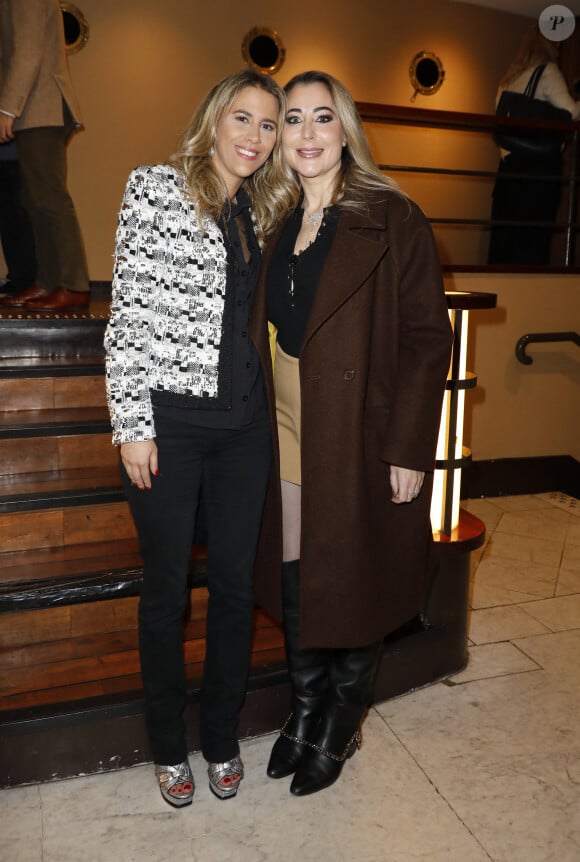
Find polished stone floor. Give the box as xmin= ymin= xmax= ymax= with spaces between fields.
xmin=1 ymin=492 xmax=578 ymax=862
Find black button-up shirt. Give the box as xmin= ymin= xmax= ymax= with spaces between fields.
xmin=154 ymin=191 xmax=267 ymax=429
xmin=267 ymin=206 xmax=339 ymax=357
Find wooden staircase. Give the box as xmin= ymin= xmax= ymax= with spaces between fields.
xmin=0 ymin=290 xmax=480 ymax=788
xmin=0 ymin=295 xmax=288 ymax=786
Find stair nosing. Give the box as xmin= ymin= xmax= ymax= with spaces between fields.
xmin=0 ymin=416 xmax=111 ymax=439
xmin=0 ymin=364 xmax=105 ymax=380
xmin=0 ymin=559 xmax=208 ymax=613
xmin=0 ymin=486 xmax=125 ymax=514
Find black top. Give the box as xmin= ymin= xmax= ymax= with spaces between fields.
xmin=267 ymin=207 xmax=339 ymax=357
xmin=152 ymin=190 xmax=267 ymax=429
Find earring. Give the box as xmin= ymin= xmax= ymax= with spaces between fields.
xmin=209 ymin=145 xmax=215 ymax=157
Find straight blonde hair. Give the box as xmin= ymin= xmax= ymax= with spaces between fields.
xmin=169 ymin=69 xmax=289 ymax=245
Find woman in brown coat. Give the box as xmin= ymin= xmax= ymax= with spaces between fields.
xmin=249 ymin=71 xmax=453 ymax=796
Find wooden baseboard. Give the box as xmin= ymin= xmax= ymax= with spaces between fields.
xmin=462 ymin=455 xmax=579 ymax=499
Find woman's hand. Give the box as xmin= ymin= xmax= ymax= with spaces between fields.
xmin=120 ymin=440 xmax=158 ymax=490
xmin=390 ymin=465 xmax=425 ymax=505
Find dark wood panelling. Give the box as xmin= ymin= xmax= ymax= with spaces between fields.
xmin=0 ymin=509 xmax=64 ymax=553
xmin=58 ymin=434 xmax=118 ymax=469
xmin=54 ymin=376 xmax=107 ymax=409
xmin=0 ymin=434 xmax=117 ymax=475
xmin=0 ymin=437 xmax=60 ymax=475
xmin=0 ymin=605 xmax=71 ymax=648
xmin=63 ymin=502 xmax=137 ymax=545
xmin=0 ymin=378 xmax=55 ymax=411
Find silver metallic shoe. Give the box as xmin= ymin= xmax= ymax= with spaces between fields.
xmin=207 ymin=756 xmax=244 ymax=800
xmin=154 ymin=760 xmax=195 ymax=808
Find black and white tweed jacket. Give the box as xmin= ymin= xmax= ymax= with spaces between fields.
xmin=104 ymin=164 xmax=232 ymax=445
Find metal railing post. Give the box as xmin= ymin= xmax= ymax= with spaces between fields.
xmin=565 ymin=129 xmax=579 ymax=267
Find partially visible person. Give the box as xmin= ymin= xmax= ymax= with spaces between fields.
xmin=488 ymin=25 xmax=580 ymax=265
xmin=250 ymin=70 xmax=453 ymax=797
xmin=0 ymin=0 xmax=90 ymax=311
xmin=105 ymin=69 xmax=287 ymax=808
xmin=0 ymin=139 xmax=37 ymax=296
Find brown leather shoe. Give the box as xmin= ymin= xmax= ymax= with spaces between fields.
xmin=0 ymin=283 xmax=49 ymax=307
xmin=26 ymin=287 xmax=90 ymax=311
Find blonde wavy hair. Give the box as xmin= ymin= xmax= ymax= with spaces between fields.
xmin=169 ymin=69 xmax=288 ymax=245
xmin=500 ymin=26 xmax=560 ymax=89
xmin=280 ymin=70 xmax=404 ymax=215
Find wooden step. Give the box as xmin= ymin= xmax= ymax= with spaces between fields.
xmin=0 ymin=466 xmax=123 ymax=513
xmin=0 ymin=374 xmax=106 ymax=411
xmin=0 ymin=433 xmax=118 ymax=475
xmin=0 ymin=356 xmax=105 ymax=380
xmin=0 ymin=500 xmax=137 ymax=554
xmin=0 ymin=540 xmax=473 ymax=787
xmin=0 ymin=406 xmax=111 ymax=438
xmin=0 ymin=646 xmax=288 ymax=714
xmin=0 ymin=604 xmax=283 ymax=704
xmin=0 ymin=537 xmax=207 ymax=614
xmin=0 ymin=537 xmax=142 ymax=587
xmin=0 ymin=317 xmax=107 ymax=359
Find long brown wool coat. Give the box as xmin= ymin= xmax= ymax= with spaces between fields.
xmin=249 ymin=190 xmax=453 ymax=649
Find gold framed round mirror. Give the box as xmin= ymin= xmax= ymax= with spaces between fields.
xmin=242 ymin=26 xmax=285 ymax=76
xmin=60 ymin=2 xmax=89 ymax=55
xmin=409 ymin=51 xmax=445 ymax=101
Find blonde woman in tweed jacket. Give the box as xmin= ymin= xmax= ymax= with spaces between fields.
xmin=104 ymin=70 xmax=288 ymax=808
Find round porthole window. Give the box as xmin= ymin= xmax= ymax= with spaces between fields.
xmin=409 ymin=51 xmax=445 ymax=101
xmin=60 ymin=2 xmax=89 ymax=54
xmin=242 ymin=26 xmax=285 ymax=76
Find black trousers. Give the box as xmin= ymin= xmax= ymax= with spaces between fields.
xmin=488 ymin=151 xmax=562 ymax=265
xmin=122 ymin=412 xmax=271 ymax=765
xmin=0 ymin=159 xmax=37 ymax=289
xmin=15 ymin=110 xmax=89 ymax=294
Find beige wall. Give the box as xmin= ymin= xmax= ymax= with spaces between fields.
xmin=365 ymin=123 xmax=500 ymax=265
xmin=9 ymin=2 xmax=579 ymax=467
xmin=57 ymin=0 xmax=529 ymax=278
xmin=445 ymin=273 xmax=580 ymax=462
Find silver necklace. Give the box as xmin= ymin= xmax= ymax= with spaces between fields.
xmin=301 ymin=208 xmax=325 ymax=249
xmin=290 ymin=209 xmax=328 ymax=305
xmin=304 ymin=208 xmax=323 ymax=226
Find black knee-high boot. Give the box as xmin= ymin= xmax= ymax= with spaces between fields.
xmin=289 ymin=641 xmax=383 ymax=796
xmin=267 ymin=560 xmax=330 ymax=778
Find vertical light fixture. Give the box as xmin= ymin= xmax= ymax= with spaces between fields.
xmin=431 ymin=291 xmax=496 ymax=537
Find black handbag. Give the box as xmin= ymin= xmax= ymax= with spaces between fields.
xmin=495 ymin=65 xmax=571 ymax=157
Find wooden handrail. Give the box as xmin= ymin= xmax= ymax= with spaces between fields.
xmin=355 ymin=101 xmax=580 ymax=269
xmin=356 ymin=101 xmax=580 ymax=135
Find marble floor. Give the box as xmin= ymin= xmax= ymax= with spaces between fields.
xmin=1 ymin=492 xmax=579 ymax=862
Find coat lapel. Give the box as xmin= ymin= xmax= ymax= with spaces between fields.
xmin=302 ymin=197 xmax=390 ymax=351
xmin=249 ymin=222 xmax=285 ymax=367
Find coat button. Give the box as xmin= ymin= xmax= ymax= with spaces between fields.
xmin=344 ymin=369 xmax=356 ymax=381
